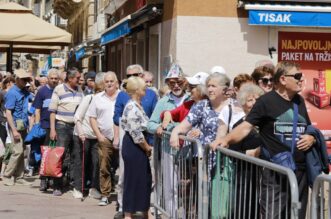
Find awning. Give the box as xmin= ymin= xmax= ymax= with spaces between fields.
xmin=74 ymin=38 xmax=102 ymax=61
xmin=100 ymin=16 xmax=131 ymax=46
xmin=245 ymin=3 xmax=331 ymax=27
xmin=0 ymin=2 xmax=71 ymax=47
xmin=100 ymin=4 xmax=162 ymax=46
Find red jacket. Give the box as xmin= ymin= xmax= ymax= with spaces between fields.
xmin=160 ymin=100 xmax=195 ymax=122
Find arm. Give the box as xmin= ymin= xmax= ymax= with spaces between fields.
xmin=113 ymin=124 xmax=119 ymax=148
xmin=6 ymin=109 xmax=20 ymax=141
xmin=90 ymin=116 xmax=106 ymax=143
xmin=170 ymin=119 xmax=193 ymax=148
xmin=210 ymin=121 xmax=254 ymax=150
xmin=35 ymin=109 xmax=41 ymax=124
xmin=74 ymin=96 xmax=92 ymax=142
xmin=161 ymin=111 xmax=173 ymax=130
xmin=49 ymin=112 xmax=57 ymax=140
xmin=147 ymin=100 xmax=165 ymax=134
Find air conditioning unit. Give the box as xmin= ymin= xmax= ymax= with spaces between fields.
xmin=97 ymin=13 xmax=106 ymax=33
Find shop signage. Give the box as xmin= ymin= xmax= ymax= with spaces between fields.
xmin=101 ymin=20 xmax=131 ymax=45
xmin=249 ymin=10 xmax=331 ymax=27
xmin=75 ymin=47 xmax=85 ymax=61
xmin=51 ymin=58 xmax=65 ymax=67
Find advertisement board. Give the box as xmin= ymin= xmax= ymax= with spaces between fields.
xmin=278 ymin=31 xmax=331 ymax=139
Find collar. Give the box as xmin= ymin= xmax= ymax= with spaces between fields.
xmin=167 ymin=92 xmax=190 ymax=102
xmin=64 ymin=83 xmax=80 ymax=93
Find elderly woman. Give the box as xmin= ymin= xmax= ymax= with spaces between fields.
xmin=121 ymin=77 xmax=152 ymax=219
xmin=170 ymin=73 xmax=232 ymax=148
xmin=251 ymin=65 xmax=274 ymax=93
xmin=160 ymin=72 xmax=209 ymax=129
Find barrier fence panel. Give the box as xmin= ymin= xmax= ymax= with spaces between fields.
xmin=153 ymin=132 xmax=208 ymax=219
xmin=311 ymin=175 xmax=331 ymax=219
xmin=207 ymin=147 xmax=301 ymax=219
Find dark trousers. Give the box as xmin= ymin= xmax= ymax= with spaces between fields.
xmin=260 ymin=168 xmax=308 ymax=219
xmin=72 ymin=135 xmax=99 ymax=192
xmin=0 ymin=123 xmax=7 ymax=145
xmin=53 ymin=122 xmax=74 ymax=190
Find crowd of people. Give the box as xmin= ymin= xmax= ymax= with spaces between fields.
xmin=0 ymin=60 xmax=323 ymax=219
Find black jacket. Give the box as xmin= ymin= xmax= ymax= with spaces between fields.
xmin=305 ymin=125 xmax=330 ymax=187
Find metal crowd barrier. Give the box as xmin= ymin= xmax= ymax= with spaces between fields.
xmin=152 ymin=132 xmax=301 ymax=219
xmin=153 ymin=132 xmax=207 ymax=219
xmin=208 ymin=147 xmax=301 ymax=219
xmin=311 ymin=175 xmax=331 ymax=219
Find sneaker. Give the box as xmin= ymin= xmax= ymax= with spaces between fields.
xmin=3 ymin=176 xmax=15 ymax=186
xmin=72 ymin=188 xmax=83 ymax=199
xmin=53 ymin=189 xmax=62 ymax=196
xmin=39 ymin=179 xmax=48 ymax=192
xmin=89 ymin=188 xmax=101 ymax=200
xmin=113 ymin=211 xmax=124 ymax=219
xmin=98 ymin=196 xmax=109 ymax=206
xmin=15 ymin=178 xmax=32 ymax=186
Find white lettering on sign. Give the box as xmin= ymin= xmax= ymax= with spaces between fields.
xmin=258 ymin=13 xmax=292 ymax=23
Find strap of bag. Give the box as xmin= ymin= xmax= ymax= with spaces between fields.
xmin=227 ymin=104 xmax=232 ymax=134
xmin=291 ymin=103 xmax=299 ymax=154
xmin=49 ymin=140 xmax=57 ymax=148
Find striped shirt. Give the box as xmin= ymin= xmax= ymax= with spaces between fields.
xmin=48 ymin=83 xmax=83 ymax=124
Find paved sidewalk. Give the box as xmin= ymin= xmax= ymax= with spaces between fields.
xmin=0 ymin=176 xmax=117 ymax=219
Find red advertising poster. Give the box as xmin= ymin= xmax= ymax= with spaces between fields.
xmin=278 ymin=31 xmax=331 ymax=144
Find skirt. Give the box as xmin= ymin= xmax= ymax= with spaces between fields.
xmin=122 ymin=132 xmax=152 ymax=213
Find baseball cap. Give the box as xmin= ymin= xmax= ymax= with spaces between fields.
xmin=14 ymin=69 xmax=32 ymax=79
xmin=165 ymin=63 xmax=184 ymax=80
xmin=186 ymin=72 xmax=209 ymax=85
xmin=210 ymin=66 xmax=226 ymax=74
xmin=85 ymin=71 xmax=96 ymax=80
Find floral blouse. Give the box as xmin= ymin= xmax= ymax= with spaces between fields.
xmin=187 ymin=99 xmax=221 ymax=146
xmin=121 ymin=100 xmax=149 ymax=144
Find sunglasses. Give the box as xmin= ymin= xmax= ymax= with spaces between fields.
xmin=127 ymin=73 xmax=141 ymax=78
xmin=284 ymin=72 xmax=303 ymax=81
xmin=168 ymin=80 xmax=184 ymax=87
xmin=260 ymin=77 xmax=273 ymax=85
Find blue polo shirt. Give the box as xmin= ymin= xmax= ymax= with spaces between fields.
xmin=113 ymin=88 xmax=158 ymax=126
xmin=5 ymin=85 xmax=31 ymax=129
xmin=32 ymin=85 xmax=54 ymax=129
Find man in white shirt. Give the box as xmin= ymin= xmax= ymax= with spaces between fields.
xmin=87 ymin=71 xmax=119 ymax=206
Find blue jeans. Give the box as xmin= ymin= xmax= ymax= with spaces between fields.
xmin=53 ymin=122 xmax=74 ymax=190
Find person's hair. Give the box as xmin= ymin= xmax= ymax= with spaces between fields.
xmin=273 ymin=61 xmax=300 ymax=84
xmin=195 ymin=84 xmax=208 ymax=97
xmin=126 ymin=64 xmax=143 ymax=74
xmin=104 ymin=71 xmax=118 ymax=82
xmin=126 ymin=76 xmax=145 ymax=96
xmin=233 ymin=74 xmax=253 ymax=90
xmin=143 ymin=71 xmax=154 ymax=78
xmin=159 ymin=85 xmax=170 ymax=97
xmin=95 ymin=72 xmax=105 ymax=84
xmin=237 ymin=83 xmax=264 ymax=106
xmin=251 ymin=66 xmax=274 ymax=84
xmin=205 ymin=72 xmax=230 ymax=87
xmin=47 ymin=68 xmax=59 ymax=78
xmin=2 ymin=76 xmax=15 ymax=90
xmin=65 ymin=67 xmax=79 ymax=82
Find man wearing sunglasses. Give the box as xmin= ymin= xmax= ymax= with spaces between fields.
xmin=212 ymin=61 xmax=315 ymax=218
xmin=3 ymin=69 xmax=33 ymax=186
xmin=112 ymin=64 xmax=158 ymax=218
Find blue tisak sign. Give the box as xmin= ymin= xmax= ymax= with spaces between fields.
xmin=249 ymin=10 xmax=331 ymax=27
xmin=101 ymin=20 xmax=131 ymax=45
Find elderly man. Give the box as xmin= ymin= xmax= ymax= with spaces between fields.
xmin=48 ymin=67 xmax=83 ymax=196
xmin=112 ymin=64 xmax=158 ymax=218
xmin=3 ymin=69 xmax=33 ymax=186
xmin=143 ymin=71 xmax=159 ymax=98
xmin=87 ymin=72 xmax=119 ymax=206
xmin=212 ymin=61 xmax=315 ymax=219
xmin=32 ymin=68 xmax=59 ymax=191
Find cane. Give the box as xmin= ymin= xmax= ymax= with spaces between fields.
xmin=81 ymin=139 xmax=85 ymax=202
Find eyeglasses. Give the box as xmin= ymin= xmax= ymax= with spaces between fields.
xmin=168 ymin=80 xmax=184 ymax=87
xmin=260 ymin=77 xmax=273 ymax=85
xmin=284 ymin=72 xmax=303 ymax=81
xmin=127 ymin=73 xmax=141 ymax=78
xmin=188 ymin=84 xmax=197 ymax=90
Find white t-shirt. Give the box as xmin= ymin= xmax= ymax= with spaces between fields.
xmin=218 ymin=99 xmax=245 ymax=131
xmin=86 ymin=91 xmax=118 ymax=140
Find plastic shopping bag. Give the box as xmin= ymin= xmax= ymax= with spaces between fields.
xmin=39 ymin=141 xmax=64 ymax=177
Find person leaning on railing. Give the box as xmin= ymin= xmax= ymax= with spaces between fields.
xmin=211 ymin=61 xmax=316 ymax=219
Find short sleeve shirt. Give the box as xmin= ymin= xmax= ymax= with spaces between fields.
xmin=32 ymin=85 xmax=54 ymax=129
xmin=246 ymin=90 xmax=311 ymax=164
xmin=186 ymin=99 xmax=221 ymax=146
xmin=5 ymin=85 xmax=31 ymax=128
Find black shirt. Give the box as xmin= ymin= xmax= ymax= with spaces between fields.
xmin=246 ymin=90 xmax=311 ymax=164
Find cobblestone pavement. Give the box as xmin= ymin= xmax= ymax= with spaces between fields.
xmin=0 ymin=176 xmax=117 ymax=219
